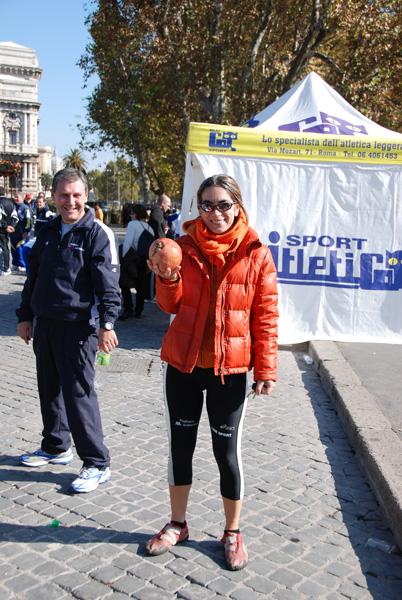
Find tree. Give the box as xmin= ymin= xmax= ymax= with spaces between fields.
xmin=87 ymin=158 xmax=142 ymax=204
xmin=80 ymin=1 xmax=402 ymax=196
xmin=63 ymin=148 xmax=88 ymax=172
xmin=317 ymin=1 xmax=402 ymax=132
xmin=40 ymin=172 xmax=53 ymax=193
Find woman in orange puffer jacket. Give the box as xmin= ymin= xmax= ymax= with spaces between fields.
xmin=146 ymin=174 xmax=278 ymax=571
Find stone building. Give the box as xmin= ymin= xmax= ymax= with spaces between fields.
xmin=38 ymin=144 xmax=52 ymax=177
xmin=0 ymin=41 xmax=42 ymax=196
xmin=51 ymin=147 xmax=64 ymax=175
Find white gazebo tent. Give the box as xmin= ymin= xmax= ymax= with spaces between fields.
xmin=243 ymin=71 xmax=401 ymax=137
xmin=181 ymin=73 xmax=402 ymax=344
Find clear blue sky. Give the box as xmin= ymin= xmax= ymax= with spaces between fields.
xmin=1 ymin=0 xmax=114 ymax=170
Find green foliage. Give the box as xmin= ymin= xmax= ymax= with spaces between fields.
xmin=63 ymin=148 xmax=88 ymax=172
xmin=79 ymin=0 xmax=402 ymax=196
xmin=317 ymin=0 xmax=402 ymax=132
xmin=40 ymin=172 xmax=53 ymax=192
xmin=87 ymin=158 xmax=141 ymax=204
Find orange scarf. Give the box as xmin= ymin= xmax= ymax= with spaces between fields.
xmin=182 ymin=209 xmax=248 ymax=269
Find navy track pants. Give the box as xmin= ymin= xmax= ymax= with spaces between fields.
xmin=33 ymin=317 xmax=110 ymax=468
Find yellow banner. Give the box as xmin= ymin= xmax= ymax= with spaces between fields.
xmin=186 ymin=122 xmax=402 ymax=165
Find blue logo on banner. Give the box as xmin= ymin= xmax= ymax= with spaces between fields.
xmin=242 ymin=117 xmax=260 ymax=128
xmin=278 ymin=113 xmax=368 ymax=136
xmin=209 ymin=131 xmax=237 ymax=151
xmin=268 ymin=231 xmax=402 ymax=290
xmin=243 ymin=113 xmax=368 ymax=136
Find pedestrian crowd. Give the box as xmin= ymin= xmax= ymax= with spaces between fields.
xmin=2 ymin=168 xmax=278 ymax=572
xmin=0 ymin=187 xmax=54 ymax=275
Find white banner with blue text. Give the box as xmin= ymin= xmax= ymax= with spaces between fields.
xmin=182 ymin=151 xmax=402 ymax=344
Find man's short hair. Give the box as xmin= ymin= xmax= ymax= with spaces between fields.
xmin=52 ymin=168 xmax=88 ymax=194
xmin=159 ymin=194 xmax=171 ymax=207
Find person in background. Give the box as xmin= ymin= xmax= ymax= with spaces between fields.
xmin=16 ymin=168 xmax=120 ymax=494
xmin=10 ymin=192 xmax=31 ymax=271
xmin=122 ymin=203 xmax=131 ymax=227
xmin=166 ymin=205 xmax=181 ymax=239
xmin=0 ymin=186 xmax=18 ymax=275
xmin=119 ymin=203 xmax=154 ymax=320
xmin=95 ymin=202 xmax=104 ymax=222
xmin=33 ymin=192 xmax=45 ymax=218
xmin=31 ymin=192 xmax=45 ymax=219
xmin=145 ymin=174 xmax=278 ymax=571
xmin=26 ymin=193 xmax=40 ymax=240
xmin=148 ymin=193 xmax=171 ymax=239
xmin=35 ymin=195 xmax=55 ymax=236
xmin=24 ymin=193 xmax=33 ymax=206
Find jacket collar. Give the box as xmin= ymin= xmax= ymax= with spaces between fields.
xmin=49 ymin=206 xmax=95 ymax=231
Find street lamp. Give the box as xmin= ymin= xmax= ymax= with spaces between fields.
xmin=106 ymin=167 xmax=112 ymax=203
xmin=90 ymin=176 xmax=96 ymax=202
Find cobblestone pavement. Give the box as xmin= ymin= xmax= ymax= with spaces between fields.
xmin=1 ymin=270 xmax=402 ymax=600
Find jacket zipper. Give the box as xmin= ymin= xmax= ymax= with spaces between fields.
xmin=219 ymin=282 xmax=227 ymax=382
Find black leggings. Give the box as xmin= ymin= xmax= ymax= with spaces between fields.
xmin=164 ymin=364 xmax=248 ymax=501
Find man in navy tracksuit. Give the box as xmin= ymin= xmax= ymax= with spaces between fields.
xmin=10 ymin=192 xmax=32 ymax=270
xmin=34 ymin=195 xmax=55 ymax=236
xmin=0 ymin=186 xmax=18 ymax=275
xmin=16 ymin=168 xmax=121 ymax=493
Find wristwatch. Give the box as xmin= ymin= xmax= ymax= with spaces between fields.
xmin=101 ymin=322 xmax=114 ymax=331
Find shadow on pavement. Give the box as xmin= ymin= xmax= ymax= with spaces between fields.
xmin=0 ymin=522 xmax=228 ymax=570
xmin=294 ymin=350 xmax=402 ymax=600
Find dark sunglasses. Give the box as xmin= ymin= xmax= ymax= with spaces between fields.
xmin=199 ymin=201 xmax=237 ymax=213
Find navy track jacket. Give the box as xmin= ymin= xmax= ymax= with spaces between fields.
xmin=16 ymin=207 xmax=121 ymax=325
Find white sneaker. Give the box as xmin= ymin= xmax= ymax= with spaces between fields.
xmin=70 ymin=466 xmax=111 ymax=493
xmin=0 ymin=269 xmax=11 ymax=276
xmin=20 ymin=447 xmax=74 ymax=467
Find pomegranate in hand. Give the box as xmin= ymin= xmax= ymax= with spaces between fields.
xmin=149 ymin=238 xmax=182 ymax=274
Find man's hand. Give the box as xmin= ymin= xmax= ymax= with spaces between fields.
xmin=6 ymin=225 xmax=15 ymax=233
xmin=98 ymin=328 xmax=118 ymax=354
xmin=17 ymin=321 xmax=33 ymax=344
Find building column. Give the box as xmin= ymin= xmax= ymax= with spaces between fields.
xmin=27 ymin=113 xmax=31 ymax=145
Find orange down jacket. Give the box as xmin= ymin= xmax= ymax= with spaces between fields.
xmin=155 ymin=226 xmax=279 ymax=382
